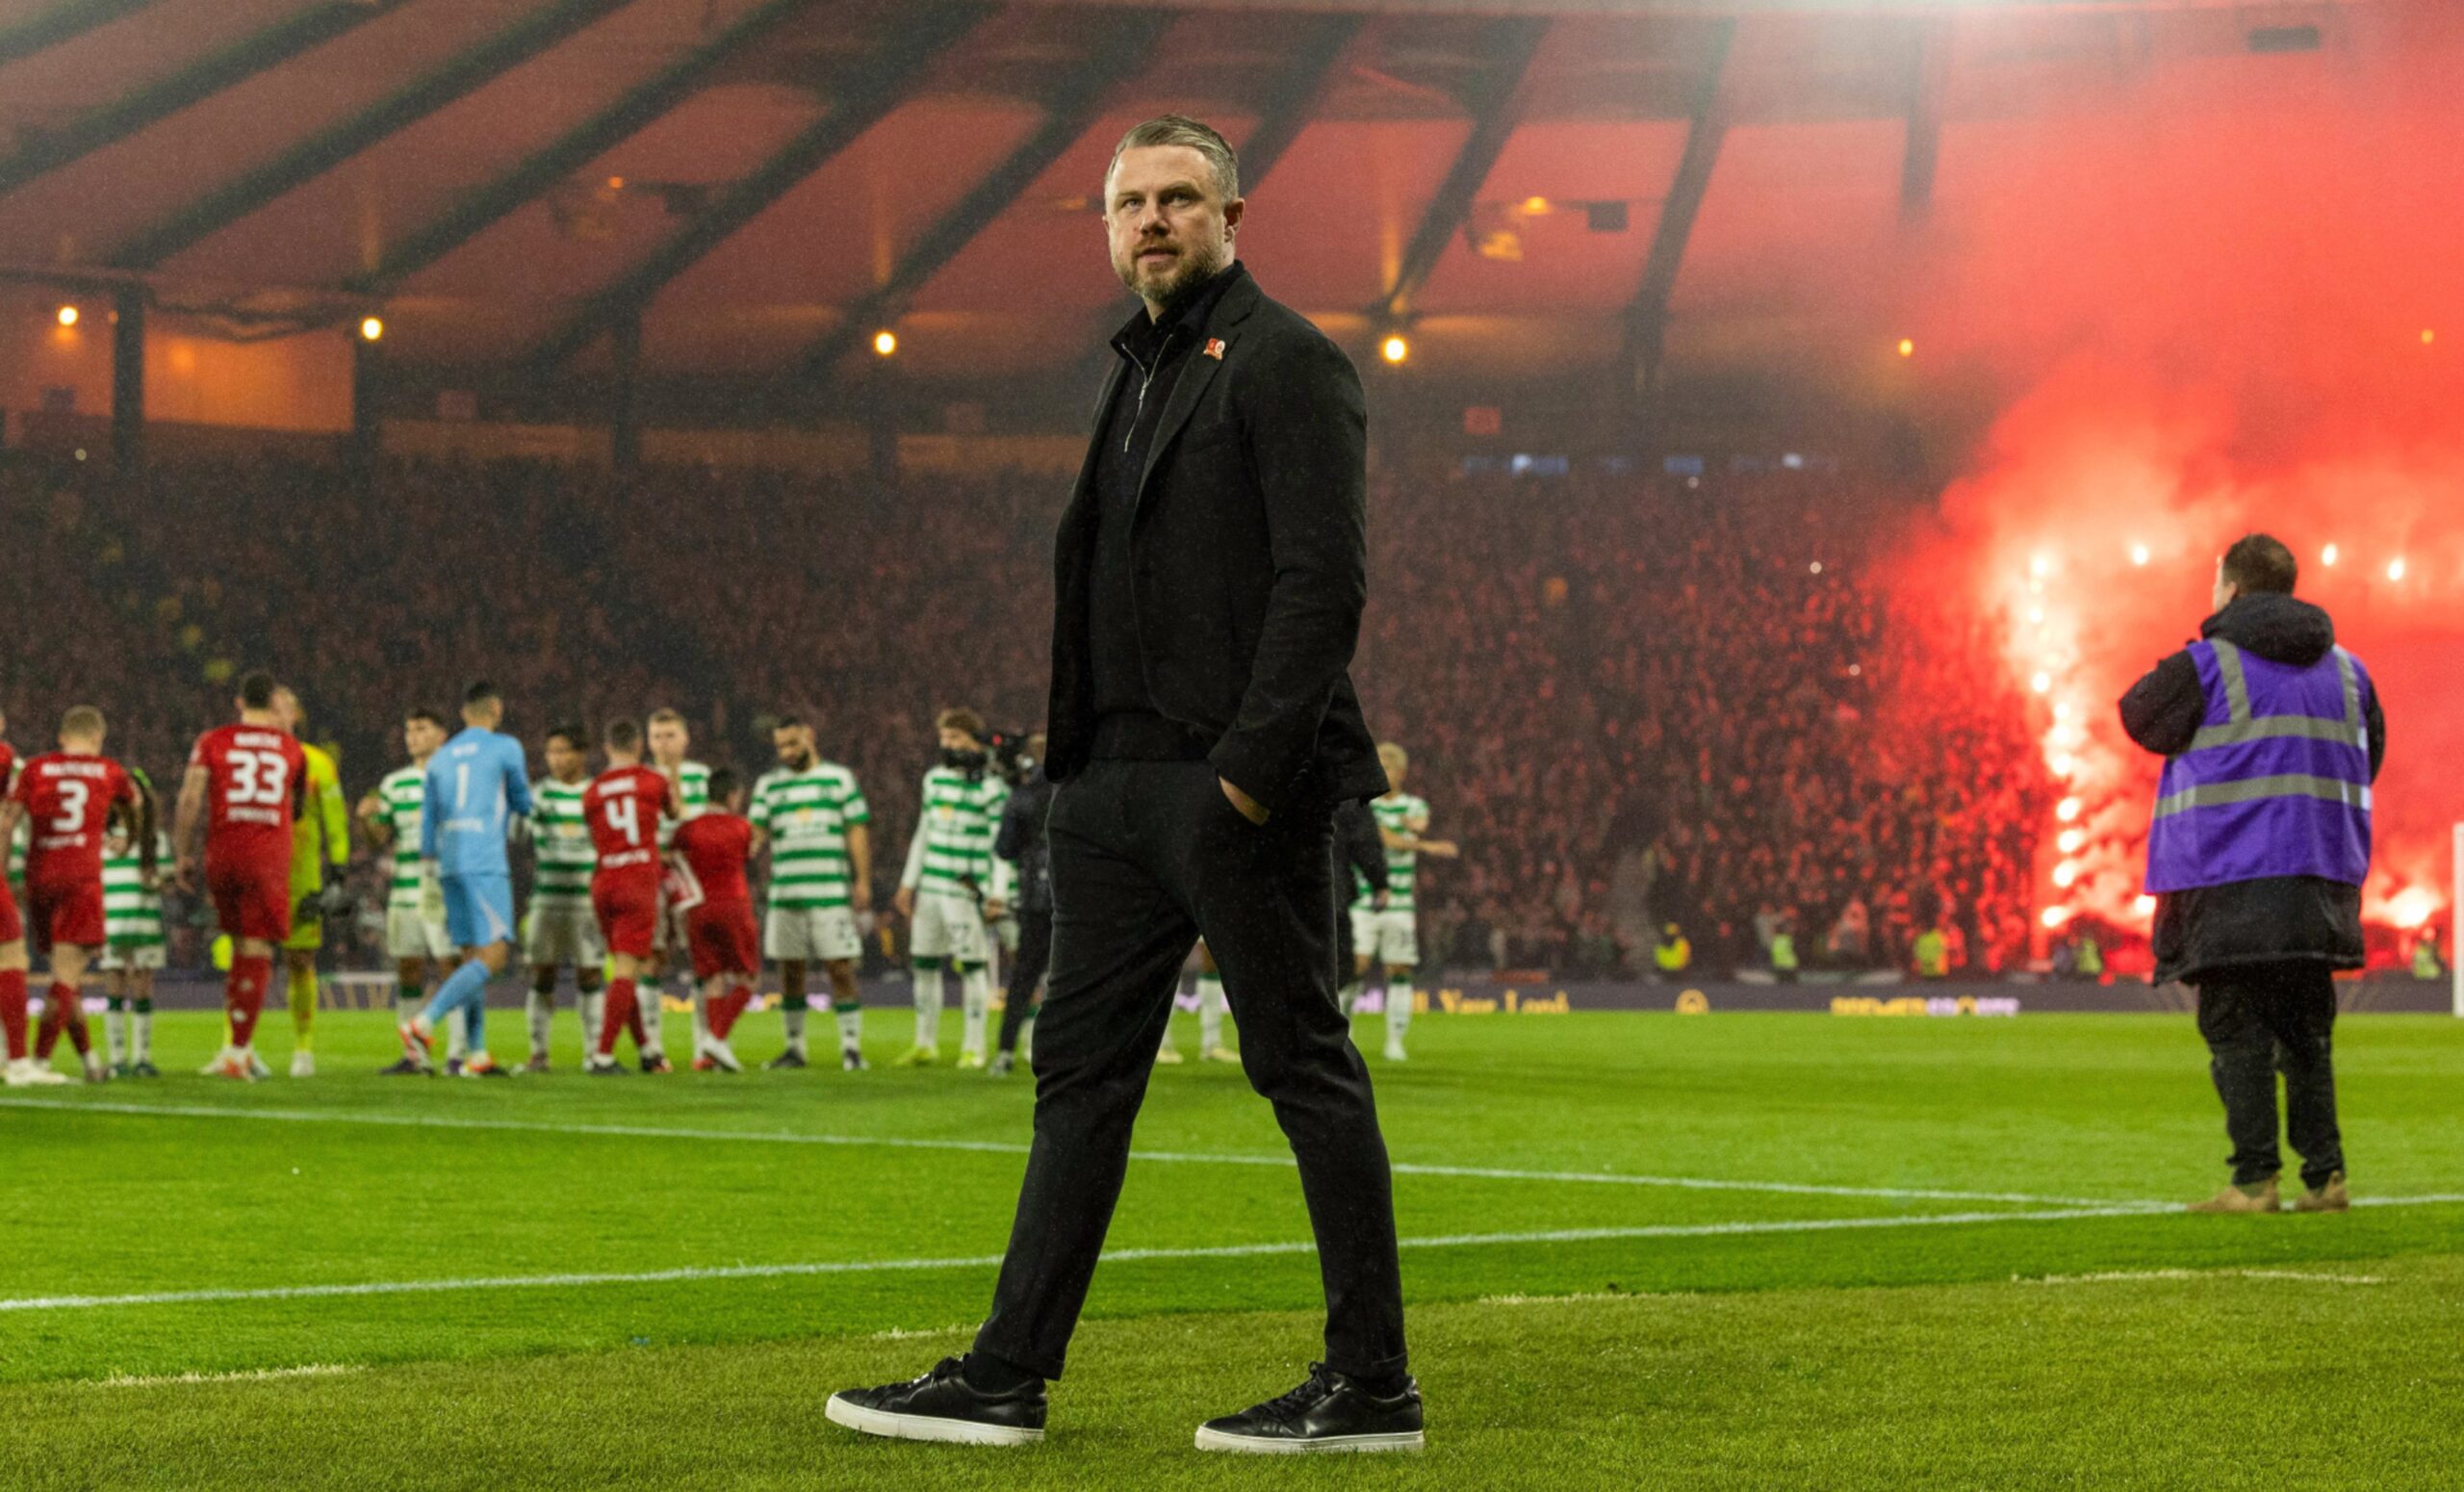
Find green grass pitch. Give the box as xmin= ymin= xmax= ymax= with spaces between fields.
xmin=3 ymin=1004 xmax=2459 ymax=1489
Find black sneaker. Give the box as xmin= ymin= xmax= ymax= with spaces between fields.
xmin=987 ymin=1051 xmax=1014 ymax=1077
xmin=824 ymin=1357 xmax=1045 ymax=1447
xmin=377 ymin=1057 xmax=424 ymax=1077
xmin=130 ymin=1060 xmax=161 ymax=1078
xmin=841 ymin=1045 xmax=869 ymax=1072
xmin=1194 ymin=1364 xmax=1424 ymax=1453
xmin=585 ymin=1059 xmax=629 ymax=1077
xmin=765 ymin=1049 xmax=808 ymax=1070
xmin=640 ymin=1054 xmax=673 ymax=1074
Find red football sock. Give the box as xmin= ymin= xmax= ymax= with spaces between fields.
xmin=63 ymin=990 xmax=90 ymax=1056
xmin=0 ymin=970 xmax=25 ymax=1060
xmin=599 ymin=978 xmax=636 ymax=1057
xmin=709 ymin=982 xmax=752 ymax=1041
xmin=227 ymin=956 xmax=271 ymax=1049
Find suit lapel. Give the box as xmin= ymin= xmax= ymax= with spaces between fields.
xmin=1062 ymin=354 xmax=1133 ymax=531
xmin=1133 ymin=271 xmax=1260 ymax=518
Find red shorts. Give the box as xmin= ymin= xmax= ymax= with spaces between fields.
xmin=684 ymin=902 xmax=759 ymax=982
xmin=593 ymin=872 xmax=661 ymax=960
xmin=27 ymin=869 xmax=104 ymax=949
xmin=0 ymin=878 xmax=21 ymax=945
xmin=207 ymin=856 xmax=294 ymax=944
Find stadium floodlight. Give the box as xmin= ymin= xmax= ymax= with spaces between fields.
xmin=56 ymin=304 xmax=77 ymax=326
xmin=2387 ymin=556 xmax=2406 ymax=581
xmin=2322 ymin=542 xmax=2339 ymax=566
xmin=1380 ymin=333 xmax=1409 ymax=366
xmin=359 ymin=316 xmax=384 ymax=342
xmin=872 ymin=329 xmax=898 ymax=358
xmin=1897 ymin=338 xmax=1914 ymax=358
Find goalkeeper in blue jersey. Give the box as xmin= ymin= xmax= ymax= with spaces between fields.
xmin=398 ymin=682 xmax=533 ymax=1077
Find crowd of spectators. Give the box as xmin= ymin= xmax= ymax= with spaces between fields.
xmin=0 ymin=445 xmax=2052 ymax=979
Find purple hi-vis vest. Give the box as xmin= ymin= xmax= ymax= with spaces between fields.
xmin=2143 ymin=638 xmax=2374 ymax=893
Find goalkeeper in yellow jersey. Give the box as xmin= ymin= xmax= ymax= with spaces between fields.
xmin=272 ymin=687 xmax=352 ymax=1077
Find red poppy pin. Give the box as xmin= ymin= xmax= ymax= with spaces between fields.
xmin=1203 ymin=338 xmax=1227 ymax=360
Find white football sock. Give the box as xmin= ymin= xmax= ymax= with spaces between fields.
xmin=960 ymin=965 xmax=991 ymax=1056
xmin=1197 ymin=974 xmax=1227 ymax=1050
xmin=782 ymin=1002 xmax=808 ymax=1056
xmin=835 ymin=1002 xmax=862 ymax=1053
xmin=914 ymin=969 xmax=943 ymax=1048
xmin=103 ymin=999 xmax=127 ymax=1067
xmin=1386 ymin=971 xmax=1415 ymax=1043
xmin=526 ymin=990 xmax=552 ymax=1061
xmin=579 ymin=988 xmax=604 ymax=1055
xmin=1337 ymin=975 xmax=1365 ymax=1017
xmin=132 ymin=1002 xmax=154 ymax=1063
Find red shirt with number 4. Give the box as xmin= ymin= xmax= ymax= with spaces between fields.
xmin=584 ymin=765 xmax=672 ymax=881
xmin=189 ymin=725 xmax=307 ymax=872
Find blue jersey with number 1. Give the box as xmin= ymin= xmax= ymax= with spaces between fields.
xmin=423 ymin=727 xmax=533 ymax=877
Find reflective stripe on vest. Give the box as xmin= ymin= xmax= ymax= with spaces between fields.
xmin=2143 ymin=638 xmax=2373 ymax=892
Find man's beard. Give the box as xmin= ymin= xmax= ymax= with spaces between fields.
xmin=1116 ymin=236 xmax=1227 ymax=303
xmin=782 ymin=750 xmax=812 ymax=771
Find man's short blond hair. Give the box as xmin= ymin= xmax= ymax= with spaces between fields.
xmin=647 ymin=708 xmax=686 ymax=728
xmin=1105 ymin=115 xmax=1239 ymax=203
xmin=1377 ymin=741 xmax=1409 ymax=774
xmin=61 ymin=705 xmax=105 ymax=741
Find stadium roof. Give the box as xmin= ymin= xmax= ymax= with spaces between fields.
xmin=0 ymin=0 xmax=2424 ymax=393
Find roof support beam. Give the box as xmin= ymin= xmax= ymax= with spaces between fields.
xmin=104 ymin=0 xmax=635 ymax=270
xmin=0 ymin=0 xmax=165 ymax=68
xmin=1899 ymin=17 xmax=1950 ymax=224
xmin=0 ymin=2 xmax=412 ymax=199
xmin=791 ymin=9 xmax=1179 ymax=385
xmin=1624 ymin=16 xmax=1735 ymax=402
xmin=352 ymin=0 xmax=817 ymax=294
xmin=1371 ymin=14 xmax=1549 ymax=324
xmin=530 ymin=2 xmax=994 ymax=372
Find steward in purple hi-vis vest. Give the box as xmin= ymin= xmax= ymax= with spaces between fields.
xmin=2121 ymin=590 xmax=2385 ymax=988
xmin=2143 ymin=636 xmax=2374 ymax=892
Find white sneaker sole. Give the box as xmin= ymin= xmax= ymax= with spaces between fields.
xmin=1194 ymin=1427 xmax=1424 ymax=1454
xmin=823 ymin=1394 xmax=1042 ymax=1447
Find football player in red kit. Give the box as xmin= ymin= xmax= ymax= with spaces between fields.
xmin=673 ymin=767 xmax=761 ymax=1074
xmin=583 ymin=719 xmax=677 ymax=1075
xmin=0 ymin=706 xmax=145 ymax=1083
xmin=0 ymin=707 xmax=38 ymax=1088
xmin=173 ymin=672 xmax=307 ymax=1081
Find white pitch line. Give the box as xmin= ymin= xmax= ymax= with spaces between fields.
xmin=0 ymin=1201 xmax=2225 ymax=1316
xmin=2018 ymin=1268 xmax=2385 ymax=1287
xmin=6 ymin=1195 xmax=2457 ymax=1316
xmin=93 ymin=1364 xmax=365 ymax=1388
xmin=0 ymin=1095 xmax=2105 ymax=1209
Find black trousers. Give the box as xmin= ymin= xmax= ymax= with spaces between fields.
xmin=2194 ymin=961 xmax=2345 ymax=1189
xmin=995 ymin=905 xmax=1053 ymax=1056
xmin=973 ymin=759 xmax=1407 ymax=1381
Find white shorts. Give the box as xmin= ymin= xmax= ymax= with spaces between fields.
xmin=766 ymin=905 xmax=862 ymax=965
xmin=1350 ymin=907 xmax=1419 ymax=967
xmin=910 ymin=890 xmax=989 ymax=966
xmin=100 ymin=941 xmax=165 ymax=973
xmin=994 ymin=913 xmax=1020 ymax=957
xmin=386 ymin=908 xmax=454 ymax=963
xmin=526 ymin=901 xmax=605 ymax=969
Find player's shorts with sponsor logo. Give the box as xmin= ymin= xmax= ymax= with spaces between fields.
xmin=207 ymin=852 xmax=294 ymax=944
xmin=385 ymin=907 xmax=454 ymax=963
xmin=910 ymin=889 xmax=989 ymax=965
xmin=764 ymin=904 xmax=862 ymax=965
xmin=441 ymin=871 xmax=514 ymax=950
xmin=1349 ymin=907 xmax=1419 ymax=966
xmin=684 ymin=901 xmax=759 ymax=982
xmin=592 ymin=870 xmax=662 ymax=960
xmin=526 ymin=901 xmax=605 ymax=968
xmin=25 ymin=867 xmax=105 ymax=949
xmin=99 ymin=939 xmax=165 ymax=973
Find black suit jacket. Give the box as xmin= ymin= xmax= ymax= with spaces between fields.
xmin=1045 ymin=268 xmax=1387 ymax=813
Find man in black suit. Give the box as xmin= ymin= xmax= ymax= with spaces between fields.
xmin=829 ymin=116 xmax=1418 ymax=1453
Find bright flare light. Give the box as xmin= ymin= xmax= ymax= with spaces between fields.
xmin=2134 ymin=895 xmax=2157 ymax=917
xmin=2322 ymin=543 xmax=2339 ymax=567
xmin=2050 ymin=754 xmax=2075 ymax=777
xmin=56 ymin=304 xmax=78 ymax=327
xmin=1897 ymin=338 xmax=1915 ymax=358
xmin=2387 ymin=556 xmax=2406 ymax=581
xmin=358 ymin=316 xmax=384 ymax=342
xmin=1379 ymin=334 xmax=1410 ymax=366
xmin=2387 ymin=886 xmax=2437 ymax=930
xmin=2058 ymin=829 xmax=2087 ymax=855
xmin=2052 ymin=862 xmax=2079 ymax=888
xmin=2030 ymin=671 xmax=2052 ymax=694
xmin=872 ymin=329 xmax=898 ymax=357
xmin=2040 ymin=907 xmax=2071 ymax=930
xmin=2129 ymin=543 xmax=2150 ymax=566
xmin=2056 ymin=797 xmax=2083 ymax=823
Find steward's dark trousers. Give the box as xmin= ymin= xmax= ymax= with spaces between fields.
xmin=995 ymin=905 xmax=1052 ymax=1056
xmin=2194 ymin=961 xmax=2345 ymax=1189
xmin=973 ymin=759 xmax=1407 ymax=1381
